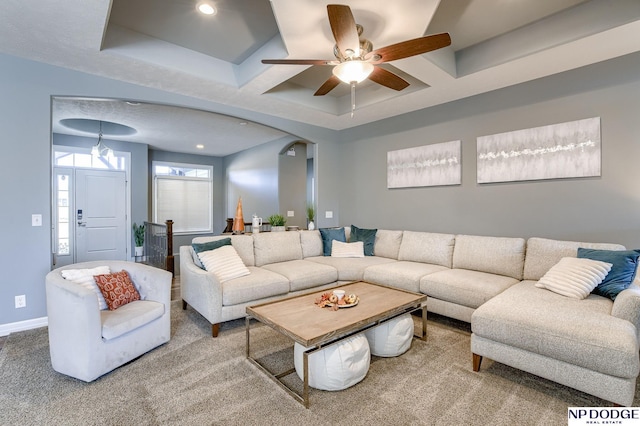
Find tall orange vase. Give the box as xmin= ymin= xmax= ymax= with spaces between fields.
xmin=232 ymin=197 xmax=245 ymax=234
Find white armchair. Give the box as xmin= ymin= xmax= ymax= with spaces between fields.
xmin=45 ymin=261 xmax=172 ymax=382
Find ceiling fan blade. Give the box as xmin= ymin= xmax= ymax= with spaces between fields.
xmin=327 ymin=4 xmax=360 ymax=58
xmin=314 ymin=75 xmax=341 ymax=96
xmin=365 ymin=33 xmax=451 ymax=63
xmin=368 ymin=67 xmax=410 ymax=91
xmin=262 ymin=59 xmax=338 ymax=65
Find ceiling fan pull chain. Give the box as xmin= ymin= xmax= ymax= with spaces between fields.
xmin=351 ymin=81 xmax=356 ymax=118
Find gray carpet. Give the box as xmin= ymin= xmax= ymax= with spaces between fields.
xmin=0 ymin=301 xmax=629 ymax=425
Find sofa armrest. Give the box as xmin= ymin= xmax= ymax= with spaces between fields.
xmin=612 ymin=284 xmax=640 ymax=340
xmin=45 ymin=271 xmax=104 ymax=359
xmin=179 ymin=245 xmax=224 ymax=324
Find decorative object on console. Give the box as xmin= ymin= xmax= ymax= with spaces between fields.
xmin=534 ymin=256 xmax=612 ymax=299
xmin=350 ymin=225 xmax=377 ymax=256
xmin=306 ymin=204 xmax=315 ymax=230
xmin=133 ymin=222 xmax=145 ymax=257
xmin=267 ymin=213 xmax=287 ymax=231
xmin=94 ymin=270 xmax=141 ymax=310
xmin=577 ymin=248 xmax=640 ymax=300
xmin=387 ymin=140 xmax=461 ymax=189
xmin=232 ymin=197 xmax=245 ymax=234
xmin=319 ymin=227 xmax=346 ymax=256
xmin=477 ymin=117 xmax=601 ymax=184
xmin=251 ymin=214 xmax=263 ymax=233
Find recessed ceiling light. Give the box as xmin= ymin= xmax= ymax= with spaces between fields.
xmin=196 ymin=144 xmax=204 ymax=149
xmin=197 ymin=2 xmax=216 ymax=15
xmin=239 ymin=121 xmax=247 ymax=126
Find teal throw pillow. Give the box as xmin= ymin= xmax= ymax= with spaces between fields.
xmin=350 ymin=225 xmax=377 ymax=256
xmin=577 ymin=248 xmax=640 ymax=300
xmin=192 ymin=238 xmax=232 ymax=254
xmin=319 ymin=228 xmax=346 ymax=256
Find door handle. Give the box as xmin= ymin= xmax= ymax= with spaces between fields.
xmin=77 ymin=221 xmax=86 ymax=226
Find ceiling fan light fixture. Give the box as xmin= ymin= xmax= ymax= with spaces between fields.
xmin=332 ymin=60 xmax=374 ymax=84
xmin=197 ymin=2 xmax=216 ymax=15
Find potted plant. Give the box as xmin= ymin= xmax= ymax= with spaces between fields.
xmin=133 ymin=222 xmax=145 ymax=257
xmin=268 ymin=214 xmax=287 ymax=232
xmin=306 ymin=204 xmax=316 ymax=230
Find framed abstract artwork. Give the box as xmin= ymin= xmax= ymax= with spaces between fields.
xmin=387 ymin=140 xmax=461 ymax=189
xmin=476 ymin=117 xmax=601 ymax=184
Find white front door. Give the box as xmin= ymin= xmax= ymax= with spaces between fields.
xmin=75 ymin=169 xmax=127 ymax=262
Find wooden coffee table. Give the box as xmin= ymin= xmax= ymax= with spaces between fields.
xmin=245 ymin=281 xmax=428 ymax=408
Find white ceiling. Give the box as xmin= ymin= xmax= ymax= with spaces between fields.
xmin=1 ymin=0 xmax=640 ymax=156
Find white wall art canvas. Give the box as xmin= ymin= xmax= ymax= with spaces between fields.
xmin=476 ymin=117 xmax=601 ymax=184
xmin=387 ymin=140 xmax=461 ymax=189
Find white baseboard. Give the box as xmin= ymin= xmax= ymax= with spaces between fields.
xmin=0 ymin=316 xmax=48 ymax=337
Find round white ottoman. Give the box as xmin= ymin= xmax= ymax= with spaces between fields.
xmin=364 ymin=313 xmax=413 ymax=357
xmin=294 ymin=333 xmax=370 ymax=391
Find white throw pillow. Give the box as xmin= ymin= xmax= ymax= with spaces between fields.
xmin=61 ymin=266 xmax=111 ymax=310
xmin=535 ymin=257 xmax=613 ymax=299
xmin=331 ymin=240 xmax=365 ymax=258
xmin=197 ymin=245 xmax=250 ymax=283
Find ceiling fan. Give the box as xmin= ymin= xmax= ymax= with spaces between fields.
xmin=262 ymin=4 xmax=451 ymax=103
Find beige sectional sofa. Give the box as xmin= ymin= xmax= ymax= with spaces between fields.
xmin=179 ymin=228 xmax=640 ymax=405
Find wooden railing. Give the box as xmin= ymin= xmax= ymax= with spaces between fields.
xmin=144 ymin=220 xmax=174 ymax=275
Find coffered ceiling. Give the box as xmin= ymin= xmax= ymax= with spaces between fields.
xmin=1 ymin=0 xmax=640 ymax=156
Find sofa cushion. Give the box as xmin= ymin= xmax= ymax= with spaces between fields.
xmin=523 ymin=237 xmax=625 ymax=281
xmin=300 ymin=230 xmax=323 ymax=258
xmin=101 ymin=300 xmax=164 ymax=340
xmin=472 ymin=281 xmax=639 ymax=378
xmin=319 ymin=227 xmax=346 ymax=256
xmin=397 ymin=231 xmax=455 ymax=268
xmin=221 ymin=266 xmax=289 ymax=306
xmin=193 ymin=235 xmax=255 ymax=267
xmin=364 ymin=261 xmax=447 ymax=293
xmin=452 ymin=234 xmax=526 ymax=280
xmin=350 ymin=225 xmax=377 ymax=256
xmin=253 ymin=231 xmax=303 ymax=266
xmin=197 ymin=245 xmax=251 ymax=283
xmin=421 ymin=269 xmax=519 ymax=309
xmin=332 ymin=240 xmax=364 ymax=258
xmin=306 ymin=256 xmax=395 ymax=282
xmin=262 ymin=259 xmax=338 ymax=292
xmin=192 ymin=238 xmax=231 ymax=253
xmin=577 ymin=248 xmax=640 ymax=300
xmin=374 ymin=230 xmax=403 ymax=259
xmin=94 ymin=270 xmax=141 ymax=311
xmin=535 ymin=257 xmax=612 ymax=299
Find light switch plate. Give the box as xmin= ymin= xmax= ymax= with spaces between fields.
xmin=287 ymin=211 xmax=294 ymax=217
xmin=325 ymin=211 xmax=333 ymax=219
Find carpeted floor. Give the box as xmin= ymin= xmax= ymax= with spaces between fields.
xmin=0 ymin=301 xmax=633 ymax=426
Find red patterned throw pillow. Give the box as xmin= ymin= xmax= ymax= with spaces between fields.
xmin=94 ymin=270 xmax=140 ymax=310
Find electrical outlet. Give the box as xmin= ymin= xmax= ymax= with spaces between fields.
xmin=325 ymin=211 xmax=333 ymax=219
xmin=32 ymin=214 xmax=42 ymax=227
xmin=15 ymin=295 xmax=26 ymax=308
xmin=287 ymin=211 xmax=294 ymax=217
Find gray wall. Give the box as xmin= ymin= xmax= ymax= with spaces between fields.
xmin=224 ymin=135 xmax=298 ymax=224
xmin=278 ymin=142 xmax=308 ymax=229
xmin=337 ymin=52 xmax=640 ymax=248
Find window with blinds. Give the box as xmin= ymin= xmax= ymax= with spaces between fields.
xmin=153 ymin=162 xmax=213 ymax=234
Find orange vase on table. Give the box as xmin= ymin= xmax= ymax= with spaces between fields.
xmin=232 ymin=197 xmax=245 ymax=234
